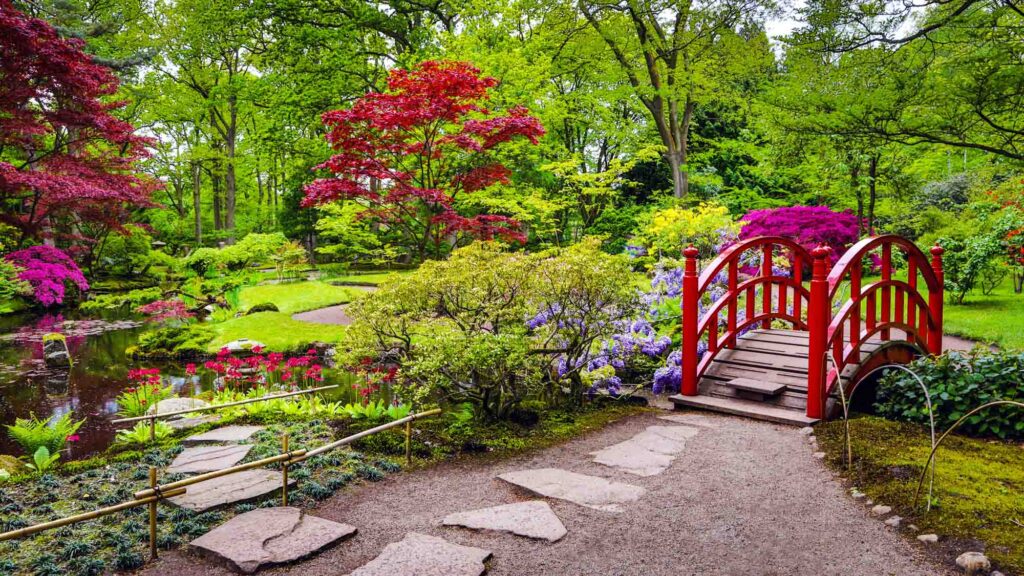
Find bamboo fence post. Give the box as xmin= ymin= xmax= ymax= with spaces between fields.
xmin=148 ymin=467 xmax=158 ymax=560
xmin=404 ymin=420 xmax=412 ymax=465
xmin=281 ymin=432 xmax=289 ymax=506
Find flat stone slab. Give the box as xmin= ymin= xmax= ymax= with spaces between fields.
xmin=590 ymin=425 xmax=700 ymax=476
xmin=658 ymin=413 xmax=721 ymax=428
xmin=169 ymin=469 xmax=293 ymax=512
xmin=167 ymin=415 xmax=221 ymax=431
xmin=167 ymin=445 xmax=253 ymax=474
xmin=191 ymin=507 xmax=356 ymax=574
xmin=184 ymin=425 xmax=265 ymax=445
xmin=497 ymin=468 xmax=645 ymax=513
xmin=442 ymin=500 xmax=567 ymax=542
xmin=348 ymin=532 xmax=491 ymax=576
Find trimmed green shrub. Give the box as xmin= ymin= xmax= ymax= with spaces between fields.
xmin=875 ymin=350 xmax=1024 ymax=439
xmin=246 ymin=302 xmax=279 ymax=314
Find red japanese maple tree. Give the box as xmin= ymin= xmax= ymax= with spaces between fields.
xmin=0 ymin=1 xmax=155 ymax=248
xmin=303 ymin=60 xmax=545 ymax=259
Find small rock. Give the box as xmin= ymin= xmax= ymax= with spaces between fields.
xmin=799 ymin=426 xmax=815 ymax=435
xmin=813 ymin=452 xmax=826 ymax=459
xmin=850 ymin=490 xmax=866 ymax=499
xmin=883 ymin=516 xmax=902 ymax=528
xmin=917 ymin=534 xmax=939 ymax=544
xmin=865 ymin=499 xmax=874 ymax=506
xmin=955 ymin=552 xmax=991 ymax=576
xmin=908 ymin=524 xmax=919 ymax=532
xmin=871 ymin=504 xmax=892 ymax=516
xmin=991 ymin=571 xmax=1005 ymax=576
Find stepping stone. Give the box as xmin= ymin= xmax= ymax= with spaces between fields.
xmin=658 ymin=414 xmax=721 ymax=428
xmin=442 ymin=500 xmax=566 ymax=542
xmin=348 ymin=532 xmax=491 ymax=576
xmin=167 ymin=445 xmax=253 ymax=474
xmin=184 ymin=425 xmax=265 ymax=445
xmin=497 ymin=468 xmax=645 ymax=513
xmin=169 ymin=469 xmax=293 ymax=512
xmin=590 ymin=425 xmax=699 ymax=476
xmin=167 ymin=415 xmax=221 ymax=431
xmin=190 ymin=507 xmax=356 ymax=574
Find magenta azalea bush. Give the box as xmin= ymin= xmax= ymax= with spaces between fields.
xmin=5 ymin=245 xmax=89 ymax=306
xmin=739 ymin=206 xmax=860 ymax=264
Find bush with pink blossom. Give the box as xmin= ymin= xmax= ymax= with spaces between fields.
xmin=4 ymin=245 xmax=89 ymax=306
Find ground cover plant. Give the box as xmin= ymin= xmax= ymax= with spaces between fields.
xmin=816 ymin=417 xmax=1024 ymax=574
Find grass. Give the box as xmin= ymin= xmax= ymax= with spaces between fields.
xmin=941 ymin=278 xmax=1024 ymax=350
xmin=816 ymin=416 xmax=1024 ymax=574
xmin=237 ymin=281 xmax=360 ymax=314
xmin=206 ymin=311 xmax=347 ymax=352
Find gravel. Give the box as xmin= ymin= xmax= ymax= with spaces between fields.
xmin=140 ymin=411 xmax=951 ymax=576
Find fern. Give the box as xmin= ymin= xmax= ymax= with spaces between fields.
xmin=115 ymin=421 xmax=173 ymax=445
xmin=5 ymin=412 xmax=85 ymax=457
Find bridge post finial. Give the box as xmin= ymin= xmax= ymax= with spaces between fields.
xmin=681 ymin=245 xmax=700 ymax=396
xmin=806 ymin=244 xmax=831 ymax=420
xmin=928 ymin=245 xmax=945 ymax=355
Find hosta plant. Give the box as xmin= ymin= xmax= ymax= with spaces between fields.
xmin=24 ymin=446 xmax=60 ymax=474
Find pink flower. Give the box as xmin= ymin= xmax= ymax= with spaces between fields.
xmin=185 ymin=363 xmax=197 ymax=376
xmin=251 ymin=345 xmax=264 ymax=354
xmin=66 ymin=434 xmax=80 ymax=442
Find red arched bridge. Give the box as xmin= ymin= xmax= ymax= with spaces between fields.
xmin=671 ymin=234 xmax=945 ymax=426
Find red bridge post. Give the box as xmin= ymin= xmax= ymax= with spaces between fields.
xmin=806 ymin=245 xmax=831 ymax=420
xmin=928 ymin=245 xmax=945 ymax=355
xmin=681 ymin=246 xmax=700 ymax=396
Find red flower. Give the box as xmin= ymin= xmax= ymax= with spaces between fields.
xmin=185 ymin=363 xmax=197 ymax=376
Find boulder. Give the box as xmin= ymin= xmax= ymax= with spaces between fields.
xmin=42 ymin=333 xmax=71 ymax=368
xmin=0 ymin=454 xmax=27 ymax=476
xmin=221 ymin=339 xmax=267 ymax=353
xmin=147 ymin=397 xmax=209 ymax=416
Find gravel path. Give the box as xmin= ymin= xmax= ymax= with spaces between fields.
xmin=141 ymin=411 xmax=950 ymax=576
xmin=291 ymin=304 xmax=354 ymax=326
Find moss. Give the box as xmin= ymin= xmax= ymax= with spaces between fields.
xmin=817 ymin=416 xmax=1024 ymax=574
xmin=0 ymin=454 xmax=27 ymax=475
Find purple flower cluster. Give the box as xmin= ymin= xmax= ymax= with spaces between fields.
xmin=739 ymin=206 xmax=860 ymax=265
xmin=624 ymin=244 xmax=648 ymax=258
xmin=5 ymin=245 xmax=89 ymax=306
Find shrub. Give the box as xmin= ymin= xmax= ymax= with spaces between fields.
xmin=739 ymin=205 xmax=860 ymax=264
xmin=938 ymin=234 xmax=1005 ymax=304
xmin=182 ymin=247 xmax=219 ymax=277
xmin=639 ymin=202 xmax=739 ymax=259
xmin=5 ymin=412 xmax=84 ymax=457
xmin=4 ymin=245 xmax=89 ymax=306
xmin=875 ymin=350 xmax=1024 ymax=439
xmin=246 ymin=302 xmax=279 ymax=314
xmin=135 ymin=324 xmax=214 ymax=357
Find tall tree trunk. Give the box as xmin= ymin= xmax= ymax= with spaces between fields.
xmin=850 ymin=161 xmax=864 ymax=236
xmin=212 ymin=166 xmax=222 ymax=231
xmin=867 ymin=154 xmax=878 ymax=235
xmin=224 ymin=95 xmax=238 ymax=242
xmin=192 ymin=161 xmax=202 ymax=244
xmin=255 ymin=150 xmax=264 ymax=230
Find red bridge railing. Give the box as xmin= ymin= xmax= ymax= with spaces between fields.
xmin=680 ymin=234 xmax=945 ymax=420
xmin=681 ymin=237 xmax=813 ymax=397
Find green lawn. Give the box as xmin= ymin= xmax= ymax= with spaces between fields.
xmin=206 ymin=311 xmax=347 ymax=352
xmin=237 ymin=281 xmax=360 ymax=314
xmin=941 ymin=278 xmax=1024 ymax=350
xmin=835 ymin=273 xmax=1024 ymax=351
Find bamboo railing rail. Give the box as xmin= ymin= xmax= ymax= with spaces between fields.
xmin=112 ymin=384 xmax=339 ymax=424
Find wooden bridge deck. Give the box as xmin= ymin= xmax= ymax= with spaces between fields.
xmin=669 ymin=329 xmax=885 ymax=426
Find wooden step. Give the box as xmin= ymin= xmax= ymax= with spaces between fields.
xmin=724 ymin=377 xmax=786 ymax=396
xmin=669 ymin=394 xmax=819 ymax=426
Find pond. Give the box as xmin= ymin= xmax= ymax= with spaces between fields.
xmin=0 ymin=309 xmax=357 ymax=460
